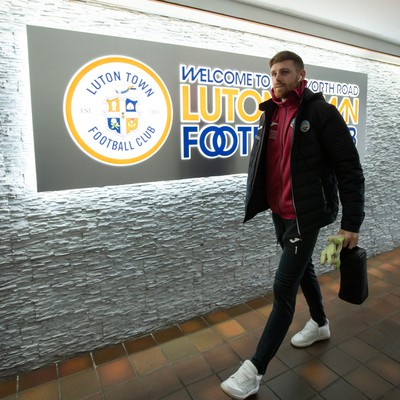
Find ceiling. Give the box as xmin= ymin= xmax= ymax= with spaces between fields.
xmin=236 ymin=0 xmax=400 ymax=46
xmin=159 ymin=0 xmax=400 ymax=57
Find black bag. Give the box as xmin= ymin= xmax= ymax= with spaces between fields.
xmin=338 ymin=246 xmax=368 ymax=304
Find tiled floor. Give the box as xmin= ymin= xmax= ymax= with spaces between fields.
xmin=1 ymin=248 xmax=399 ymax=400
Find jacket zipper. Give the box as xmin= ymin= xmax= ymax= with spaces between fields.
xmin=278 ymin=107 xmax=288 ymax=215
xmin=291 ymin=101 xmax=303 ymax=237
xmin=279 ymin=106 xmax=301 ymax=236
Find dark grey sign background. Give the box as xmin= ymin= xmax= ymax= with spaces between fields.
xmin=27 ymin=26 xmax=367 ymax=192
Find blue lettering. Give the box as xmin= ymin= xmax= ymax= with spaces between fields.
xmin=181 ymin=124 xmax=257 ymax=159
xmin=182 ymin=126 xmax=199 ymax=159
xmin=348 ymin=126 xmax=358 ymax=145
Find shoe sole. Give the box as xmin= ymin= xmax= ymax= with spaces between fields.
xmin=291 ymin=333 xmax=330 ymax=348
xmin=220 ymin=383 xmax=259 ymax=400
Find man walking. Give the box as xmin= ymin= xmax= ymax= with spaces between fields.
xmin=220 ymin=51 xmax=365 ymax=399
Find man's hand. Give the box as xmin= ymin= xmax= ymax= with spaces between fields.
xmin=338 ymin=229 xmax=359 ymax=249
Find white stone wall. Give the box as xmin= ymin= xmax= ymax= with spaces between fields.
xmin=0 ymin=0 xmax=399 ymax=378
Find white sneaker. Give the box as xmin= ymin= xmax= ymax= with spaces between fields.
xmin=220 ymin=360 xmax=262 ymax=399
xmin=291 ymin=319 xmax=330 ymax=348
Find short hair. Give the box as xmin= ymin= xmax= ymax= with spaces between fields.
xmin=269 ymin=51 xmax=304 ymax=71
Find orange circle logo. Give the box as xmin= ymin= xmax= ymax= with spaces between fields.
xmin=64 ymin=56 xmax=173 ymax=166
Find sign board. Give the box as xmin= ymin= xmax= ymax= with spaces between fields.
xmin=27 ymin=26 xmax=367 ymax=191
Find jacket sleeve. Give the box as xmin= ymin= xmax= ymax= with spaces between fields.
xmin=243 ymin=112 xmax=268 ymax=222
xmin=317 ymin=103 xmax=365 ymax=232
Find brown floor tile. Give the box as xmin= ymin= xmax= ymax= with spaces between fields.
xmin=153 ymin=325 xmax=183 ymax=344
xmin=202 ymin=310 xmax=230 ymax=325
xmin=264 ymin=356 xmax=290 ymax=381
xmin=320 ymin=281 xmax=340 ymax=302
xmin=369 ymin=265 xmax=388 ymax=280
xmin=224 ymin=303 xmax=252 ymax=318
xmin=124 ymin=334 xmax=156 ymax=354
xmin=375 ymin=318 xmax=400 ymax=340
xmin=179 ymin=317 xmax=208 ymax=334
xmin=187 ymin=375 xmax=230 ymax=400
xmin=82 ymin=394 xmax=103 ymax=400
xmin=367 ymin=354 xmax=400 ymax=386
xmin=378 ymin=262 xmax=398 ymax=273
xmin=390 ymin=311 xmax=400 ymax=325
xmin=345 ymin=366 xmax=394 ymax=399
xmin=276 ymin=341 xmax=313 ymax=369
xmin=97 ymin=357 xmax=136 ymax=389
xmin=384 ymin=341 xmax=400 ymax=363
xmin=18 ymin=381 xmax=59 ymax=400
xmin=60 ymin=369 xmax=101 ymax=400
xmin=388 ymin=260 xmax=400 ymax=269
xmin=318 ymin=270 xmax=340 ymax=285
xmin=324 ymin=295 xmax=358 ymax=319
xmin=129 ymin=346 xmax=169 ymax=375
xmin=160 ymin=337 xmax=198 ymax=363
xmin=234 ymin=310 xmax=267 ymax=332
xmin=227 ymin=333 xmax=258 ymax=360
xmin=58 ymin=353 xmax=94 ymax=378
xmin=329 ymin=315 xmax=369 ymax=345
xmin=203 ymin=344 xmax=240 ymax=373
xmin=304 ymin=336 xmax=333 ymax=357
xmin=391 ymin=286 xmax=400 ymax=297
xmin=161 ymin=389 xmax=192 ymax=400
xmin=380 ymin=388 xmax=400 ymax=400
xmin=245 ymin=296 xmax=271 ymax=310
xmin=294 ymin=359 xmax=338 ymax=391
xmin=379 ymin=292 xmax=400 ymax=308
xmin=252 ymin=326 xmax=264 ymax=342
xmin=254 ymin=303 xmax=273 ymax=319
xmin=255 ymin=383 xmax=281 ymax=399
xmin=267 ymin=370 xmax=315 ymax=400
xmin=188 ymin=327 xmax=224 ymax=352
xmin=212 ymin=320 xmax=246 ymax=340
xmin=103 ymin=378 xmax=146 ymax=400
xmin=294 ymin=297 xmax=309 ymax=314
xmin=366 ymin=257 xmax=383 ymax=267
xmin=92 ymin=344 xmax=126 ymax=365
xmin=287 ymin=315 xmax=308 ymax=338
xmin=376 ymin=248 xmax=400 ymax=261
xmin=139 ymin=366 xmax=182 ymax=400
xmin=320 ymin=378 xmax=368 ymax=400
xmin=366 ymin=298 xmax=398 ymax=320
xmin=338 ymin=337 xmax=380 ymax=362
xmin=353 ymin=307 xmax=383 ymax=325
xmin=357 ymin=326 xmax=398 ymax=352
xmin=19 ymin=364 xmax=57 ymax=391
xmin=160 ymin=388 xmax=192 ymax=400
xmin=217 ymin=364 xmax=239 ymax=383
xmin=264 ymin=293 xmax=274 ymax=303
xmin=306 ymin=395 xmax=325 ymax=400
xmin=0 ymin=378 xmax=16 ymax=398
xmin=318 ymin=347 xmax=361 ymax=375
xmin=368 ymin=277 xmax=394 ymax=297
xmin=173 ymin=354 xmax=213 ymax=385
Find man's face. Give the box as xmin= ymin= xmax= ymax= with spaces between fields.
xmin=270 ymin=60 xmax=305 ymax=100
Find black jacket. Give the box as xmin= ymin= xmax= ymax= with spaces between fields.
xmin=244 ymin=88 xmax=365 ymax=235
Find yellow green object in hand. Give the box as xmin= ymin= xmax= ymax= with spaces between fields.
xmin=320 ymin=235 xmax=345 ymax=269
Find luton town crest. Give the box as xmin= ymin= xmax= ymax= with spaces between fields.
xmin=106 ymin=92 xmax=139 ymax=136
xmin=63 ymin=56 xmax=173 ymax=166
